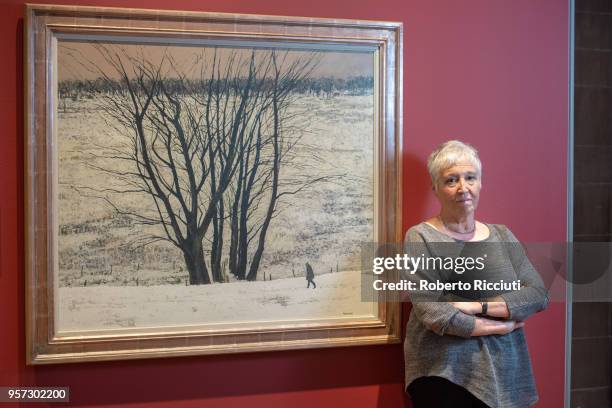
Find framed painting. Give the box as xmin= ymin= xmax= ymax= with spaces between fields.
xmin=25 ymin=4 xmax=403 ymax=363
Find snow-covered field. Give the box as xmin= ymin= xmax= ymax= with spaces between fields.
xmin=57 ymin=94 xmax=374 ymax=284
xmin=56 ymin=92 xmax=376 ymax=332
xmin=57 ymin=270 xmax=376 ymax=333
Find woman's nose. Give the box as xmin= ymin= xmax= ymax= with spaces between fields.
xmin=457 ymin=178 xmax=468 ymax=191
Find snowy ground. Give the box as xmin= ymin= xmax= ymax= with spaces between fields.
xmin=57 ymin=94 xmax=374 ymax=284
xmin=57 ymin=270 xmax=376 ymax=334
xmin=56 ymin=91 xmax=376 ymax=333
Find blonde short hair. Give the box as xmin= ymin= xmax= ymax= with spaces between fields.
xmin=427 ymin=140 xmax=482 ymax=189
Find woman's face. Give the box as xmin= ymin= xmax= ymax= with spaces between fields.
xmin=434 ymin=162 xmax=481 ymax=214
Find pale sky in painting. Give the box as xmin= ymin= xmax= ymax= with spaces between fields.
xmin=58 ymin=41 xmax=374 ymax=81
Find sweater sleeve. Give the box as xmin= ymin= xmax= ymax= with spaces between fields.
xmin=496 ymin=226 xmax=550 ymax=321
xmin=404 ymin=227 xmax=475 ymax=338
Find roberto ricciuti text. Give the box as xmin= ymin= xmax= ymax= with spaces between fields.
xmin=372 ymin=279 xmax=522 ymax=292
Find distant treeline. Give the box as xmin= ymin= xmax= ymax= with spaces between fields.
xmin=59 ymin=75 xmax=374 ymax=101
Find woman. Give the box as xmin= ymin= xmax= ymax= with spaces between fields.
xmin=404 ymin=140 xmax=549 ymax=408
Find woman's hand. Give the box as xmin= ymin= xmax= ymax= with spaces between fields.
xmin=471 ymin=317 xmax=524 ymax=336
xmin=449 ymin=299 xmax=510 ymax=318
xmin=449 ymin=301 xmax=482 ymax=315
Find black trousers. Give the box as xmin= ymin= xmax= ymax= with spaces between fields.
xmin=408 ymin=376 xmax=490 ymax=408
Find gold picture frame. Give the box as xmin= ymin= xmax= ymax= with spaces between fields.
xmin=25 ymin=3 xmax=403 ymax=364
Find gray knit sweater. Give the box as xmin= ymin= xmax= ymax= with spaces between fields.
xmin=403 ymin=223 xmax=549 ymax=408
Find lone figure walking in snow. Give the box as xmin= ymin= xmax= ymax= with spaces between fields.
xmin=305 ymin=262 xmax=316 ymax=289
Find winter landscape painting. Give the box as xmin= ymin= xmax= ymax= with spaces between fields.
xmin=26 ymin=5 xmax=402 ymax=363
xmin=56 ymin=41 xmax=378 ymax=333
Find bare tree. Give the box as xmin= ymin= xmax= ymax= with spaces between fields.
xmin=73 ymin=44 xmax=324 ymax=284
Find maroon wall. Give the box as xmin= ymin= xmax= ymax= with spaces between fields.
xmin=0 ymin=0 xmax=568 ymax=407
